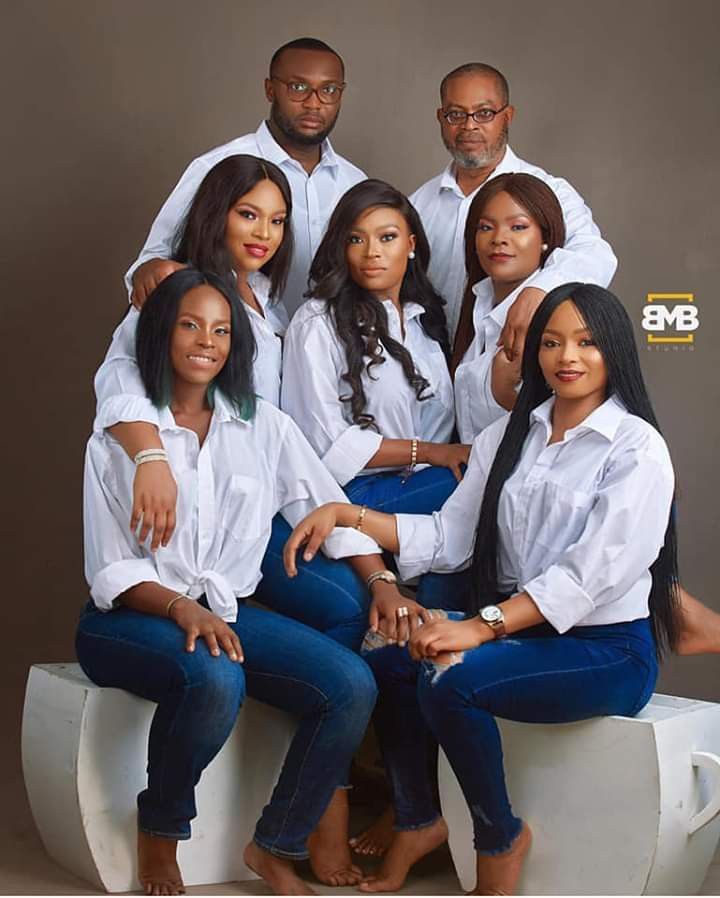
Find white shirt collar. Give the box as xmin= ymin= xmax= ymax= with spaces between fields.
xmin=156 ymin=389 xmax=251 ymax=432
xmin=438 ymin=145 xmax=521 ymax=199
xmin=470 ymin=269 xmax=541 ymax=330
xmin=247 ymin=270 xmax=272 ymax=312
xmin=531 ymin=394 xmax=629 ymax=443
xmin=254 ymin=120 xmax=340 ymax=173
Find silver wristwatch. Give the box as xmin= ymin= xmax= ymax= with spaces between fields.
xmin=366 ymin=570 xmax=399 ymax=592
xmin=479 ymin=605 xmax=506 ymax=639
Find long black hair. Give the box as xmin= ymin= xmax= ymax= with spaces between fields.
xmin=470 ymin=283 xmax=680 ymax=655
xmin=136 ymin=268 xmax=257 ymax=418
xmin=173 ymin=154 xmax=294 ymax=301
xmin=308 ymin=179 xmax=450 ymax=429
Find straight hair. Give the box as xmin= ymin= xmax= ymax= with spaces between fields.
xmin=173 ymin=154 xmax=293 ymax=301
xmin=469 ymin=283 xmax=680 ymax=656
xmin=452 ymin=173 xmax=566 ymax=371
xmin=136 ymin=268 xmax=256 ymax=419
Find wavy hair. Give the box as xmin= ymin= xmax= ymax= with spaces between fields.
xmin=136 ymin=268 xmax=256 ymax=418
xmin=173 ymin=154 xmax=293 ymax=301
xmin=451 ymin=173 xmax=566 ymax=372
xmin=308 ymin=179 xmax=450 ymax=429
xmin=469 ymin=283 xmax=680 ymax=656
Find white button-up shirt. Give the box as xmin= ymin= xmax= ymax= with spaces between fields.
xmin=454 ymin=275 xmax=534 ymax=443
xmin=125 ymin=121 xmax=366 ymax=315
xmin=84 ymin=393 xmax=380 ymax=622
xmin=395 ymin=395 xmax=674 ymax=633
xmin=410 ymin=146 xmax=618 ymax=338
xmin=281 ymin=299 xmax=455 ymax=486
xmin=94 ymin=273 xmax=288 ymax=432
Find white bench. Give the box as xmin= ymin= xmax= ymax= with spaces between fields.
xmin=439 ymin=694 xmax=720 ymax=895
xmin=23 ymin=664 xmax=720 ymax=895
xmin=22 ymin=662 xmax=295 ymax=893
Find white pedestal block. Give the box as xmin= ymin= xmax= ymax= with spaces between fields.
xmin=22 ymin=663 xmax=295 ymax=892
xmin=438 ymin=693 xmax=720 ymax=895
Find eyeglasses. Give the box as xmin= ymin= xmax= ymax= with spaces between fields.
xmin=271 ymin=77 xmax=346 ymax=105
xmin=441 ymin=105 xmax=509 ymax=126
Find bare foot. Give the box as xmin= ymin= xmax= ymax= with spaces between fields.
xmin=350 ymin=804 xmax=395 ymax=857
xmin=359 ymin=816 xmax=448 ymax=892
xmin=307 ymin=787 xmax=363 ymax=885
xmin=676 ymin=589 xmax=720 ymax=655
xmin=471 ymin=821 xmax=532 ymax=896
xmin=137 ymin=830 xmax=185 ymax=896
xmin=243 ymin=841 xmax=316 ymax=896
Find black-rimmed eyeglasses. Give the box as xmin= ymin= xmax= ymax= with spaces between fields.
xmin=271 ymin=77 xmax=346 ymax=105
xmin=442 ymin=105 xmax=509 ymax=126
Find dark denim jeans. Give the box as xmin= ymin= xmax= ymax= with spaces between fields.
xmin=76 ymin=600 xmax=377 ymax=858
xmin=256 ymin=467 xmax=459 ymax=652
xmin=344 ymin=465 xmax=459 ymax=515
xmin=363 ymin=610 xmax=658 ymax=855
xmin=257 ymin=515 xmax=370 ymax=652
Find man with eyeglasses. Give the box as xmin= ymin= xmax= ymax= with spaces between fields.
xmin=126 ymin=37 xmax=364 ymax=315
xmin=411 ymin=63 xmax=617 ymax=353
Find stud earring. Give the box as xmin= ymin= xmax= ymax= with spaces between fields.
xmin=408 ymin=251 xmax=415 ymax=260
xmin=541 ymin=243 xmax=548 ymax=251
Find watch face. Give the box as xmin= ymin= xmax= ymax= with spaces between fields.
xmin=481 ymin=606 xmax=502 ymax=623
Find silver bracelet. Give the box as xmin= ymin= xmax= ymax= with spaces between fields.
xmin=134 ymin=448 xmax=169 ymax=466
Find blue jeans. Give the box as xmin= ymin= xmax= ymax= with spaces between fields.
xmin=344 ymin=465 xmax=459 ymax=515
xmin=257 ymin=515 xmax=370 ymax=652
xmin=255 ymin=467 xmax=459 ymax=652
xmin=363 ymin=614 xmax=658 ymax=854
xmin=76 ymin=600 xmax=377 ymax=858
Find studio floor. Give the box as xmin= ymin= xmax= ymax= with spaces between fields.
xmin=2 ymin=763 xmax=720 ymax=897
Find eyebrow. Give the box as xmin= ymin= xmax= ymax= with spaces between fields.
xmin=542 ymin=327 xmax=591 ymax=335
xmin=478 ymin=213 xmax=532 ymax=221
xmin=351 ymin=223 xmax=402 ymax=233
xmin=179 ymin=313 xmax=231 ymax=325
xmin=233 ymin=202 xmax=286 ymax=215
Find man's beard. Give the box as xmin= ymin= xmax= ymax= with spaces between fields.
xmin=270 ymin=101 xmax=337 ymax=146
xmin=444 ymin=124 xmax=508 ymax=170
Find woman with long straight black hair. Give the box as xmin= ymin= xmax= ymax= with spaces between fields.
xmin=284 ymin=283 xmax=681 ymax=894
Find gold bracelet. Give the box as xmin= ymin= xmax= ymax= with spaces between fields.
xmin=166 ymin=593 xmax=188 ymax=618
xmin=355 ymin=505 xmax=368 ymax=531
xmin=410 ymin=438 xmax=418 ymax=469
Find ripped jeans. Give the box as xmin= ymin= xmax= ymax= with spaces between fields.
xmin=362 ymin=611 xmax=658 ymax=854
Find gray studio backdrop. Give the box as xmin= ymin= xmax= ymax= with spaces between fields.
xmin=2 ymin=0 xmax=718 ymax=808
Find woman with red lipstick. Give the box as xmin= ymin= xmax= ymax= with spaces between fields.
xmin=285 ymin=283 xmax=681 ymax=894
xmin=282 ymin=179 xmax=470 ymax=646
xmin=94 ymin=155 xmax=394 ymax=654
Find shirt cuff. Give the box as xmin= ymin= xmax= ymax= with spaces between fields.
xmin=94 ymin=395 xmax=161 ymax=432
xmin=323 ymin=527 xmax=380 ymax=559
xmin=394 ymin=513 xmax=438 ymax=580
xmin=522 ymin=565 xmax=596 ymax=633
xmin=321 ymin=426 xmax=384 ymax=486
xmin=90 ymin=560 xmax=161 ymax=610
xmin=521 ymin=269 xmax=573 ymax=296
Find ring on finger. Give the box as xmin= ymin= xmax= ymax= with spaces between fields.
xmin=396 ymin=606 xmax=409 ymax=619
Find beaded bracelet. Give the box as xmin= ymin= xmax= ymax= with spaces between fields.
xmin=134 ymin=448 xmax=169 ymax=466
